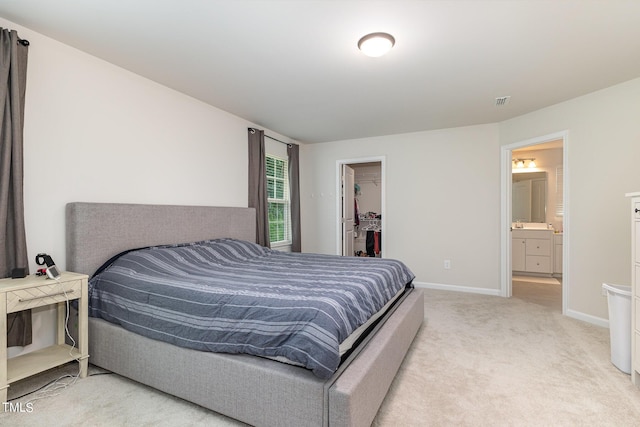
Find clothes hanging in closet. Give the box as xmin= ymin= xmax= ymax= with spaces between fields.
xmin=366 ymin=230 xmax=381 ymax=257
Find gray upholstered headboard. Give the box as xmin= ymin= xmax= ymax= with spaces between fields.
xmin=66 ymin=202 xmax=256 ymax=276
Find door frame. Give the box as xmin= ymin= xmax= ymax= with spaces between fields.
xmin=336 ymin=156 xmax=386 ymax=256
xmin=500 ymin=130 xmax=569 ymax=315
xmin=341 ymin=164 xmax=356 ymax=256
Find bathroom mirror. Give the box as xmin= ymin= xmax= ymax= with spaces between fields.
xmin=512 ymin=172 xmax=547 ymax=222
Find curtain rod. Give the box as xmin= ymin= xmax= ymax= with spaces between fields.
xmin=2 ymin=29 xmax=29 ymax=45
xmin=248 ymin=127 xmax=294 ymax=148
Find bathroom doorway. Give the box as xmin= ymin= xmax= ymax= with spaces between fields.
xmin=500 ymin=131 xmax=569 ymax=315
xmin=336 ymin=157 xmax=385 ymax=257
xmin=511 ymin=140 xmax=564 ymax=312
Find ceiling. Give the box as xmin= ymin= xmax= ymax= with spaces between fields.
xmin=2 ymin=1 xmax=640 ymax=144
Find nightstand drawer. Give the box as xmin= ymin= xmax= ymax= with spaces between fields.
xmin=6 ymin=279 xmax=82 ymax=313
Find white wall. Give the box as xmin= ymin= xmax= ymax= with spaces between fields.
xmin=301 ymin=124 xmax=502 ymax=293
xmin=1 ymin=18 xmax=292 ymax=356
xmin=5 ymin=16 xmax=640 ymax=356
xmin=303 ymin=77 xmax=640 ymax=323
xmin=353 ymin=163 xmax=381 ymax=215
xmin=500 ymin=77 xmax=640 ymax=320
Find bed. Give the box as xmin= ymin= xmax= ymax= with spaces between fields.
xmin=65 ymin=202 xmax=424 ymax=427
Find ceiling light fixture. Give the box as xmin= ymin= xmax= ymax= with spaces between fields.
xmin=358 ymin=32 xmax=395 ymax=57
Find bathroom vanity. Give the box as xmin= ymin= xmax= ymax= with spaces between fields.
xmin=512 ymin=228 xmax=557 ymax=275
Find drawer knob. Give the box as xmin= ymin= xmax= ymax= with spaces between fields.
xmin=636 ymin=208 xmax=640 ymax=213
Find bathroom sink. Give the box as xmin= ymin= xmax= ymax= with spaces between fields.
xmin=512 ymin=223 xmax=553 ymax=230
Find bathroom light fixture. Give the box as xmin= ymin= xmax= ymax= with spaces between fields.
xmin=513 ymin=158 xmax=536 ymax=169
xmin=358 ymin=32 xmax=395 ymax=57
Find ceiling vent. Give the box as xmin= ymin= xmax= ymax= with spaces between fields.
xmin=495 ymin=96 xmax=511 ymax=106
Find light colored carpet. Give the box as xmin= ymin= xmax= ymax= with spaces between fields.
xmin=374 ymin=283 xmax=640 ymax=426
xmin=3 ymin=284 xmax=640 ymax=426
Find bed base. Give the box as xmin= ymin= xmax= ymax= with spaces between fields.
xmin=88 ymin=288 xmax=423 ymax=426
xmin=66 ymin=202 xmax=424 ymax=426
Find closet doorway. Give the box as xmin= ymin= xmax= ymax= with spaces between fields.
xmin=336 ymin=157 xmax=385 ymax=257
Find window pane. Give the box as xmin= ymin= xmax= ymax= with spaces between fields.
xmin=267 ymin=178 xmax=275 ymax=199
xmin=266 ymin=154 xmax=291 ymax=245
xmin=268 ymin=202 xmax=285 ymax=242
xmin=275 ymin=159 xmax=285 ymax=178
xmin=275 ymin=180 xmax=284 ymax=199
xmin=266 ymin=157 xmax=275 ymax=176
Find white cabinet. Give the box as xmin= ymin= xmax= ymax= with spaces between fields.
xmin=512 ymin=229 xmax=553 ymax=275
xmin=627 ymin=192 xmax=640 ymax=386
xmin=553 ymin=234 xmax=563 ymax=275
xmin=512 ymin=237 xmax=526 ymax=271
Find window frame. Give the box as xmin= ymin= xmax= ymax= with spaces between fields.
xmin=265 ymin=154 xmax=291 ymax=247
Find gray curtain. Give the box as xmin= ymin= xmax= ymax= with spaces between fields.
xmin=248 ymin=128 xmax=270 ymax=247
xmin=287 ymin=144 xmax=301 ymax=252
xmin=0 ymin=28 xmax=32 ymax=347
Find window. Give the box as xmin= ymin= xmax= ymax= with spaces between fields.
xmin=266 ymin=154 xmax=291 ymax=246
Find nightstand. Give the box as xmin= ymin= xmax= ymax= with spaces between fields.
xmin=0 ymin=271 xmax=89 ymax=403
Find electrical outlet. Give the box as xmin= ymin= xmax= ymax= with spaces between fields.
xmin=444 ymin=259 xmax=451 ymax=269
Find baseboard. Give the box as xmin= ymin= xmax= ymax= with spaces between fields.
xmin=565 ymin=308 xmax=608 ymax=328
xmin=413 ymin=281 xmax=501 ymax=296
xmin=414 ymin=281 xmax=610 ymax=329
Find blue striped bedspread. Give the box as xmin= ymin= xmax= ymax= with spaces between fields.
xmin=88 ymin=238 xmax=415 ymax=379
